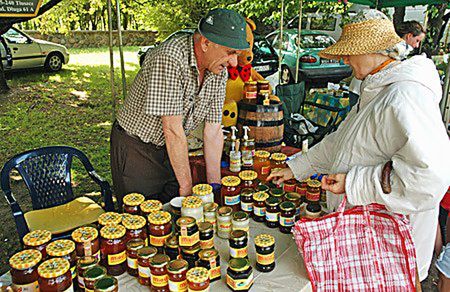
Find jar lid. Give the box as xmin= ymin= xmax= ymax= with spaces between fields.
xmin=221 ymin=176 xmax=241 ymax=187
xmin=238 ymin=170 xmax=257 ymax=181
xmin=126 ymin=238 xmax=145 ymax=251
xmin=122 ymin=214 xmax=147 ymax=229
xmin=232 ymin=211 xmax=249 ymax=222
xmin=148 ymin=211 xmax=171 ymax=225
xmin=257 ymin=184 xmax=269 ymax=192
xmin=140 ymin=199 xmax=163 ymax=213
xmin=182 ymin=196 xmax=203 ymax=208
xmin=217 ymin=206 xmax=232 ymax=217
xmin=240 ymin=188 xmax=254 ymax=197
xmin=84 ymin=265 xmax=107 ymax=281
xmin=150 ymin=254 xmax=170 ymax=267
xmin=167 ymin=259 xmax=189 ymax=274
xmin=192 ymin=184 xmax=213 ymax=196
xmin=198 ymin=248 xmax=218 ymax=261
xmin=280 ymin=201 xmax=296 ymax=212
xmin=38 ymin=258 xmax=70 ymax=278
xmin=94 ymin=276 xmax=118 ymax=291
xmin=46 ymin=239 xmax=75 ymax=257
xmin=9 ymin=249 xmax=42 ymax=270
xmin=257 ymin=80 xmax=270 ymax=84
xmin=76 ymin=256 xmax=98 ymax=269
xmin=269 ymin=188 xmax=284 ymax=197
xmin=265 ymin=196 xmax=281 ymax=206
xmin=285 ymin=192 xmax=301 ymax=202
xmin=100 ymin=225 xmax=126 ymax=239
xmin=299 ymin=179 xmax=308 ymax=187
xmin=23 ymin=230 xmax=51 ymax=246
xmin=255 ymin=150 xmax=270 ymax=158
xmin=228 ymin=258 xmax=250 ymax=272
xmin=164 ymin=234 xmax=179 ymax=248
xmin=253 ymin=191 xmax=269 ymax=202
xmin=270 ymin=152 xmax=287 ymax=161
xmin=230 ymin=230 xmax=247 ymax=241
xmin=306 ymin=203 xmax=322 ymax=213
xmin=72 ymin=226 xmax=98 ymax=243
xmin=186 ymin=267 xmax=209 ymax=284
xmin=198 ymin=222 xmax=213 ymax=233
xmin=181 ymin=242 xmax=201 ymax=254
xmin=203 ymin=202 xmax=218 ymax=213
xmin=254 ymin=234 xmax=275 ymax=247
xmin=138 ymin=246 xmax=158 ymax=259
xmin=176 ymin=216 xmax=196 ymax=228
xmin=307 ymin=179 xmax=321 ymax=188
xmin=123 ymin=193 xmax=145 ymax=206
xmin=98 ymin=212 xmax=122 ymax=226
xmin=245 ymin=81 xmax=257 ymax=85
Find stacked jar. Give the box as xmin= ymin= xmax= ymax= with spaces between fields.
xmin=164 ymin=235 xmax=180 ymax=261
xmin=76 ymin=255 xmax=98 ymax=289
xmin=254 ymin=150 xmax=271 ymax=182
xmin=9 ymin=249 xmax=42 ymax=292
xmin=123 ymin=193 xmax=145 ymax=215
xmin=93 ymin=276 xmax=119 ymax=292
xmin=283 ymin=179 xmax=297 ymax=193
xmin=122 ymin=214 xmax=148 ymax=245
xmin=181 ymin=243 xmax=201 ymax=269
xmin=203 ymin=202 xmax=218 ymax=230
xmin=181 ymin=196 xmax=204 ymax=223
xmin=254 ymin=234 xmax=275 ymax=273
xmin=216 ymin=206 xmax=233 ymax=239
xmin=305 ymin=203 xmax=322 ymax=219
xmin=265 ymin=197 xmax=281 ymax=228
xmin=84 ymin=265 xmax=107 ymax=292
xmin=284 ymin=192 xmax=302 ymax=221
xmin=197 ymin=248 xmax=221 ymax=282
xmin=198 ymin=222 xmax=214 ymax=250
xmin=270 ymin=153 xmax=287 ymax=169
xmin=229 ymin=230 xmax=248 ymax=260
xmin=72 ymin=226 xmax=100 ymax=260
xmin=23 ymin=230 xmax=52 ymax=258
xmin=38 ymin=258 xmax=73 ymax=292
xmin=243 ymin=81 xmax=257 ymax=104
xmin=150 ymin=254 xmax=170 ymax=291
xmin=167 ymin=259 xmax=189 ymax=291
xmin=253 ymin=191 xmax=269 ymax=223
xmin=46 ymin=239 xmax=77 ymax=285
xmin=193 ymin=184 xmax=214 ymax=204
xmin=126 ymin=238 xmax=145 ymax=277
xmin=148 ymin=211 xmax=172 ymax=253
xmin=176 ymin=216 xmax=199 ymax=249
xmin=306 ymin=179 xmax=321 ymax=203
xmin=221 ymin=176 xmax=241 ymax=212
xmin=240 ymin=188 xmax=254 ymax=215
xmin=279 ymin=202 xmax=296 ymax=234
xmin=99 ymin=225 xmax=127 ymax=276
xmin=138 ymin=246 xmax=158 ymax=286
xmin=226 ymin=258 xmax=254 ymax=292
xmin=187 ymin=267 xmax=210 ymax=292
xmin=296 ymin=179 xmax=308 ymax=198
xmin=98 ymin=212 xmax=122 ymax=228
xmin=232 ymin=211 xmax=250 ymax=233
xmin=269 ymin=188 xmax=285 ymax=201
xmin=140 ymin=199 xmax=163 ymax=217
xmin=238 ymin=170 xmax=258 ymax=189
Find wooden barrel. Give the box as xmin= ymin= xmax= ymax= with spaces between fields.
xmin=237 ymin=100 xmax=284 ymax=153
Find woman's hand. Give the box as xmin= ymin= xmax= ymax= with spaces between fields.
xmin=266 ymin=168 xmax=294 ymax=185
xmin=321 ymin=173 xmax=346 ymax=194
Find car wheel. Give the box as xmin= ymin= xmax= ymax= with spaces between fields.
xmin=45 ymin=52 xmax=63 ymax=72
xmin=280 ymin=65 xmax=293 ymax=85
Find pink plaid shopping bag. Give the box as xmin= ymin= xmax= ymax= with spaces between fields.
xmin=293 ymin=197 xmax=417 ymax=291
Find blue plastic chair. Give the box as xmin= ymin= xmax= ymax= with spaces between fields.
xmin=1 ymin=146 xmax=114 ymax=240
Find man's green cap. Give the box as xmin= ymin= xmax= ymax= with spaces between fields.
xmin=198 ymin=8 xmax=249 ymax=50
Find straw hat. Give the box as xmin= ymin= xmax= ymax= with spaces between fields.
xmin=319 ymin=18 xmax=403 ymax=60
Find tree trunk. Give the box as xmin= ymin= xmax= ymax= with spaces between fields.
xmin=393 ymin=7 xmax=406 ymax=29
xmin=422 ymin=4 xmax=447 ymax=57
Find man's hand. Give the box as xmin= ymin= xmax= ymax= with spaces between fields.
xmin=321 ymin=173 xmax=346 ymax=194
xmin=266 ymin=168 xmax=294 ymax=185
xmin=179 ymin=184 xmax=193 ymax=197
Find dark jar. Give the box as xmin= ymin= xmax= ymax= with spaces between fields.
xmin=164 ymin=234 xmax=180 ymax=261
xmin=93 ymin=276 xmax=118 ymax=292
xmin=240 ymin=188 xmax=254 ymax=215
xmin=283 ymin=179 xmax=297 ymax=193
xmin=265 ymin=197 xmax=280 ymax=228
xmin=226 ymin=258 xmax=254 ymax=292
xmin=76 ymin=256 xmax=98 ymax=290
xmin=243 ymin=81 xmax=258 ymax=104
xmin=123 ymin=193 xmax=145 ymax=215
xmin=305 ymin=203 xmax=322 ymax=219
xmin=122 ymin=214 xmax=148 ymax=246
xmin=150 ymin=254 xmax=170 ymax=292
xmin=279 ymin=201 xmax=296 ymax=234
xmin=285 ymin=192 xmax=302 ymax=221
xmin=148 ymin=211 xmax=173 ymax=253
xmin=252 ymin=191 xmax=269 ymax=223
xmin=269 ymin=187 xmax=285 ymax=200
xmin=72 ymin=226 xmax=100 ymax=260
xmin=38 ymin=258 xmax=73 ymax=292
xmin=221 ymin=176 xmax=242 ymax=212
xmin=9 ymin=249 xmax=41 ymax=291
xmin=306 ymin=179 xmax=321 ymax=203
xmin=84 ymin=265 xmax=107 ymax=292
xmin=126 ymin=238 xmax=145 ymax=277
xmin=23 ymin=230 xmax=52 ymax=259
xmin=254 ymin=234 xmax=275 ymax=273
xmin=187 ymin=267 xmax=210 ymax=291
xmin=198 ymin=222 xmax=214 ymax=250
xmin=197 ymin=248 xmax=221 ymax=282
xmin=46 ymin=239 xmax=77 ymax=285
xmin=180 ymin=242 xmax=201 ymax=269
xmin=176 ymin=216 xmax=199 ymax=248
xmin=167 ymin=259 xmax=189 ymax=292
xmin=238 ymin=170 xmax=258 ymax=189
xmin=229 ymin=230 xmax=248 ymax=260
xmin=99 ymin=225 xmax=127 ymax=276
xmin=138 ymin=246 xmax=158 ymax=286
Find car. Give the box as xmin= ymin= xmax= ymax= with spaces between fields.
xmin=137 ymin=30 xmax=279 ymax=78
xmin=266 ymin=29 xmax=352 ymax=86
xmin=0 ymin=27 xmax=69 ymax=72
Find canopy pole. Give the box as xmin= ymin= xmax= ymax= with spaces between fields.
xmin=115 ymin=0 xmax=127 ymax=99
xmin=441 ymin=55 xmax=450 ymax=123
xmin=295 ymin=0 xmax=303 ymax=83
xmin=107 ymin=0 xmax=116 ymax=121
xmin=278 ymin=0 xmax=284 ymax=83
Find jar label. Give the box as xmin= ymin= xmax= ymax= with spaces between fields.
xmin=200 ymin=238 xmax=214 ymax=250
xmin=169 ymin=279 xmax=187 ymax=292
xmin=246 ymin=92 xmax=257 ymax=99
xmin=12 ymin=281 xmax=39 ymax=292
xmin=261 ymin=166 xmax=271 ymax=175
xmin=218 ymin=222 xmax=231 ymax=232
xmin=232 ymin=226 xmax=249 ymax=233
xmin=150 ymin=233 xmax=171 ymax=247
xmin=230 ymin=246 xmax=248 ymax=258
xmin=78 ymin=276 xmax=85 ymax=288
xmin=205 ymin=217 xmax=217 ymax=227
xmin=70 ymin=265 xmax=77 ymax=280
xmin=253 ymin=206 xmax=265 ymax=217
xmin=296 ymin=186 xmax=306 ymax=196
xmin=138 ymin=265 xmax=151 ymax=278
xmin=210 ymin=266 xmax=221 ymax=280
xmin=225 ymin=194 xmax=240 ymax=206
xmin=241 ymin=201 xmax=253 ymax=212
xmin=107 ymin=250 xmax=126 ymax=265
xmin=127 ymin=257 xmax=138 ymax=269
xmin=230 ymin=158 xmax=241 ymax=172
xmin=179 ymin=231 xmax=200 ymax=247
xmin=280 ymin=215 xmax=295 ymax=227
xmin=151 ymin=274 xmax=169 ymax=287
xmin=265 ymin=211 xmax=279 ymax=222
xmin=63 ymin=283 xmax=74 ymax=292
xmin=226 ymin=272 xmax=254 ymax=290
xmin=283 ymin=183 xmax=296 ymax=192
xmin=306 ymin=191 xmax=320 ymax=202
xmin=257 ymin=252 xmax=275 ymax=265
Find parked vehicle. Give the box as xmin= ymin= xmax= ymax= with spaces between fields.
xmin=266 ymin=29 xmax=352 ymax=85
xmin=0 ymin=27 xmax=69 ymax=72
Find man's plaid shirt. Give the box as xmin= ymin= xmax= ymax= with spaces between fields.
xmin=117 ymin=33 xmax=227 ymax=146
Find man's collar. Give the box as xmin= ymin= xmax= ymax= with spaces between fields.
xmin=189 ymin=34 xmax=198 ymax=68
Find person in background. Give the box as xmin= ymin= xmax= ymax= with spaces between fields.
xmin=268 ymin=9 xmax=450 ymax=282
xmin=110 ymin=8 xmax=249 ymax=209
xmin=395 ymin=20 xmax=426 ymax=49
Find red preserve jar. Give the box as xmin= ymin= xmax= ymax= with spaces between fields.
xmin=122 ymin=214 xmax=148 ymax=245
xmin=186 ymin=267 xmax=210 ymax=291
xmin=221 ymin=176 xmax=241 ymax=212
xmin=123 ymin=193 xmax=145 ymax=215
xmin=72 ymin=226 xmax=100 ymax=260
xmin=148 ymin=211 xmax=173 ymax=253
xmin=100 ymin=225 xmax=127 ymax=276
xmin=38 ymin=258 xmax=73 ymax=292
xmin=126 ymin=238 xmax=145 ymax=277
xmin=9 ymin=249 xmax=42 ymax=291
xmin=138 ymin=246 xmax=158 ymax=286
xmin=46 ymin=239 xmax=78 ymax=285
xmin=23 ymin=230 xmax=52 ymax=259
xmin=238 ymin=170 xmax=258 ymax=189
xmin=150 ymin=254 xmax=170 ymax=292
xmin=167 ymin=259 xmax=189 ymax=292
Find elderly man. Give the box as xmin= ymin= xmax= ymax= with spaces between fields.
xmin=110 ymin=8 xmax=248 ymax=208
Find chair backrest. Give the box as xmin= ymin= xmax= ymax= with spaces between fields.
xmin=1 ymin=146 xmax=95 ymax=210
xmin=275 ymin=81 xmax=307 ymax=119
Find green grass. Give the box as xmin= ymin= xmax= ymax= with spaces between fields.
xmin=0 ymin=46 xmax=141 ymax=274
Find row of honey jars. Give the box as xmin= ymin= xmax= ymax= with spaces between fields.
xmin=122 ymin=193 xmax=163 ymax=216
xmin=243 ymin=80 xmax=270 ymax=105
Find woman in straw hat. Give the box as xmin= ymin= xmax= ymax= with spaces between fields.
xmin=268 ymin=9 xmax=450 ymax=282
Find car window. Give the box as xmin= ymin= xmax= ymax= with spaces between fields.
xmin=310 ymin=17 xmax=337 ymax=31
xmin=272 ymin=33 xmax=291 ymax=51
xmin=293 ymin=34 xmax=335 ymax=49
xmin=287 ymin=17 xmax=308 ymax=30
xmin=4 ymin=28 xmax=29 ymax=44
xmin=253 ymin=37 xmax=274 ymax=58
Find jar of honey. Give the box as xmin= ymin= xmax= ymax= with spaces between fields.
xmin=254 ymin=234 xmax=275 ymax=273
xmin=180 ymin=242 xmax=201 ymax=269
xmin=229 ymin=230 xmax=248 ymax=260
xmin=72 ymin=226 xmax=100 ymax=260
xmin=216 ymin=206 xmax=232 ymax=239
xmin=198 ymin=222 xmax=214 ymax=250
xmin=186 ymin=267 xmax=210 ymax=291
xmin=253 ymin=191 xmax=269 ymax=222
xmin=123 ymin=193 xmax=145 ymax=214
xmin=240 ymin=188 xmax=254 ymax=215
xmin=99 ymin=225 xmax=127 ymax=276
xmin=254 ymin=150 xmax=271 ymax=182
xmin=269 ymin=187 xmax=285 ymax=200
xmin=306 ymin=179 xmax=321 ymax=203
xmin=279 ymin=201 xmax=296 ymax=234
xmin=203 ymin=202 xmax=218 ymax=229
xmin=221 ymin=176 xmax=241 ymax=212
xmin=140 ymin=199 xmax=163 ymax=217
xmin=150 ymin=254 xmax=170 ymax=291
xmin=84 ymin=265 xmax=107 ymax=292
xmin=148 ymin=210 xmax=172 ymax=252
xmin=226 ymin=258 xmax=253 ymax=292
xmin=265 ymin=197 xmax=280 ymax=228
xmin=257 ymin=80 xmax=270 ymax=93
xmin=167 ymin=259 xmax=189 ymax=291
xmin=126 ymin=238 xmax=145 ymax=277
xmin=46 ymin=239 xmax=77 ymax=283
xmin=197 ymin=248 xmax=221 ymax=282
xmin=138 ymin=246 xmax=158 ymax=286
xmin=285 ymin=192 xmax=302 ymax=221
xmin=76 ymin=256 xmax=98 ymax=289
xmin=238 ymin=170 xmax=258 ymax=189
xmin=176 ymin=216 xmax=200 ymax=248
xmin=23 ymin=230 xmax=52 ymax=258
xmin=93 ymin=276 xmax=118 ymax=292
xmin=243 ymin=81 xmax=257 ymax=104
xmin=122 ymin=214 xmax=148 ymax=245
xmin=38 ymin=258 xmax=73 ymax=292
xmin=9 ymin=249 xmax=41 ymax=291
xmin=98 ymin=212 xmax=122 ymax=227
xmin=192 ymin=184 xmax=214 ymax=204
xmin=181 ymin=196 xmax=204 ymax=223
xmin=305 ymin=202 xmax=322 ymax=219
xmin=270 ymin=153 xmax=287 ymax=169
xmin=164 ymin=234 xmax=180 ymax=261
xmin=283 ymin=179 xmax=297 ymax=193
xmin=296 ymin=179 xmax=308 ymax=198
xmin=231 ymin=211 xmax=250 ymax=233
xmin=257 ymin=184 xmax=270 ymax=193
